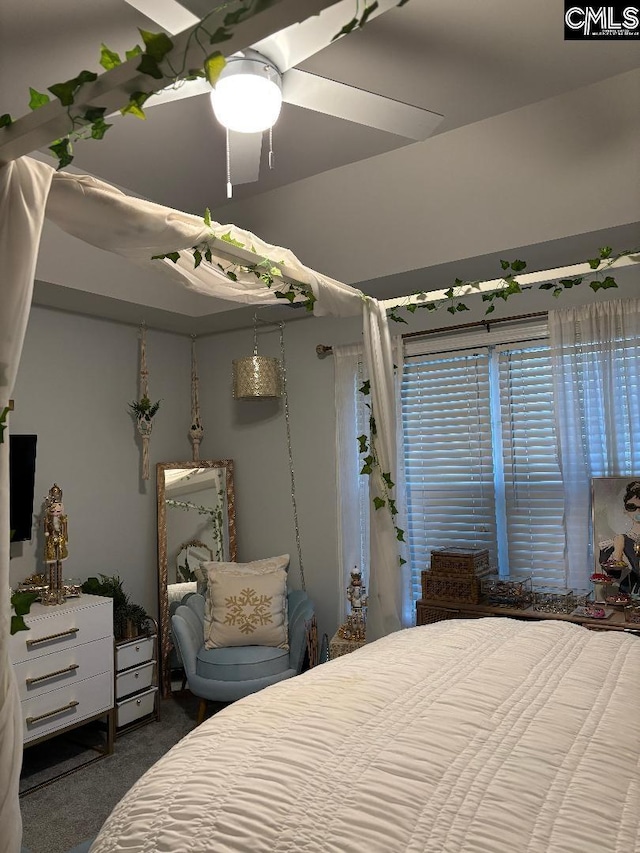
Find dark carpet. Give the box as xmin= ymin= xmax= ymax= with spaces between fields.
xmin=20 ymin=691 xmax=222 ymax=853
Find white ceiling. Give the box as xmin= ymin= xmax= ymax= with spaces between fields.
xmin=1 ymin=1 xmax=638 ymax=333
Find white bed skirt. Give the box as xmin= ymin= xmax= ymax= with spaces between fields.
xmin=90 ymin=618 xmax=640 ymax=853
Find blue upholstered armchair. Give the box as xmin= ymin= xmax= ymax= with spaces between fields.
xmin=172 ymin=590 xmax=314 ymax=723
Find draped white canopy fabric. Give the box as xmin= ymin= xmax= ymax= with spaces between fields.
xmin=0 ymin=155 xmax=403 ymax=853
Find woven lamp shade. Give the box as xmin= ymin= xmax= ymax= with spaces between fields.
xmin=233 ymin=355 xmax=282 ymax=399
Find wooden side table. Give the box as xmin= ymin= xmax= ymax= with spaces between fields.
xmin=416 ymin=598 xmax=640 ymax=633
xmin=329 ymin=632 xmax=366 ymax=659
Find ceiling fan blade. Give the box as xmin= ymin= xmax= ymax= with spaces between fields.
xmin=228 ymin=131 xmax=263 ymax=186
xmin=283 ymin=69 xmax=444 ymax=141
xmin=253 ymin=0 xmax=399 ymax=73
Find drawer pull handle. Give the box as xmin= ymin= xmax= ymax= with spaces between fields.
xmin=26 ymin=700 xmax=79 ymax=726
xmin=136 ymin=699 xmax=142 ymax=706
xmin=26 ymin=664 xmax=79 ymax=686
xmin=26 ymin=628 xmax=78 ymax=648
xmin=135 ymin=646 xmax=140 ymax=651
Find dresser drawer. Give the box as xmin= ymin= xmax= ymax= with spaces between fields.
xmin=14 ymin=636 xmax=112 ymax=702
xmin=116 ymin=687 xmax=157 ymax=728
xmin=116 ymin=660 xmax=155 ymax=700
xmin=116 ymin=636 xmax=155 ymax=671
xmin=10 ymin=597 xmax=112 ymax=663
xmin=21 ymin=669 xmax=113 ymax=744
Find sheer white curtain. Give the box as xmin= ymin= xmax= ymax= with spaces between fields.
xmin=0 ymin=156 xmax=403 ymax=850
xmin=334 ymin=334 xmax=410 ymax=638
xmin=334 ymin=344 xmax=369 ymax=625
xmin=0 ymin=157 xmax=54 ymax=853
xmin=549 ymin=297 xmax=640 ymax=590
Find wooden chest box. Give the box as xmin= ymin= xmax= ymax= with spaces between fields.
xmin=429 ymin=548 xmax=490 ymax=575
xmin=421 ymin=571 xmax=481 ymax=604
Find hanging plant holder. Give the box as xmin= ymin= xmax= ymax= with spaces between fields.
xmin=129 ymin=324 xmax=160 ymax=480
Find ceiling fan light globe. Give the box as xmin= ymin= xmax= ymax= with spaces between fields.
xmin=211 ymin=76 xmax=282 ymax=134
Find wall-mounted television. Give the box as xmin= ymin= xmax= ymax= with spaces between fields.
xmin=9 ymin=434 xmax=38 ymax=542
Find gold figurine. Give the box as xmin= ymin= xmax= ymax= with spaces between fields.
xmin=42 ymin=483 xmax=68 ymax=604
xmin=44 ymin=484 xmax=68 ymax=562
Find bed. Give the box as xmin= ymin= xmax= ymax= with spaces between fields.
xmin=89 ymin=618 xmax=640 ymax=853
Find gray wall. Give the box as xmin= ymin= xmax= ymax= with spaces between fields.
xmin=8 ymin=307 xmax=191 ymax=617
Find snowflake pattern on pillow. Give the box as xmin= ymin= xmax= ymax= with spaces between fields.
xmin=224 ymin=588 xmax=274 ymax=634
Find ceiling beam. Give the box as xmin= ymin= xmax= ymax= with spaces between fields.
xmin=0 ymin=0 xmax=336 ymax=166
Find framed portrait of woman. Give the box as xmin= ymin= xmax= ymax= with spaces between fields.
xmin=591 ymin=477 xmax=640 ymax=595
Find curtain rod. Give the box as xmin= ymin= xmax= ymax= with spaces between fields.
xmin=402 ymin=309 xmax=547 ymax=341
xmin=315 ymin=310 xmax=547 ymax=357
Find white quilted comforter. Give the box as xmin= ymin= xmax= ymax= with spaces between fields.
xmin=91 ymin=618 xmax=640 ymax=853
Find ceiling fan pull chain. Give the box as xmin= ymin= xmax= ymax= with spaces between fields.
xmin=226 ymin=128 xmax=233 ymax=199
xmin=268 ymin=127 xmax=275 ymax=170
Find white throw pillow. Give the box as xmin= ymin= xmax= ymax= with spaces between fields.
xmin=203 ymin=556 xmax=290 ymax=650
xmin=199 ymin=554 xmax=289 ymax=598
xmin=202 ymin=554 xmax=290 ymax=580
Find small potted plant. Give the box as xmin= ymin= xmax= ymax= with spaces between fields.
xmin=81 ymin=574 xmax=150 ymax=640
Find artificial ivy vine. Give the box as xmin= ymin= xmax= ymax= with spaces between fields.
xmin=0 ymin=406 xmax=10 ymax=444
xmin=156 ymin=228 xmax=637 ymax=332
xmin=0 ymin=0 xmax=388 ymax=171
xmin=386 ymin=246 xmax=636 ymax=324
xmin=152 ymin=207 xmax=319 ymax=311
xmin=356 ymin=382 xmax=407 ymax=566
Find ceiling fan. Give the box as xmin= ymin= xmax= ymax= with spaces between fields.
xmin=124 ymin=0 xmax=444 ymax=194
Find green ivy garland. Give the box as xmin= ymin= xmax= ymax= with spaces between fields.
xmin=356 ymin=382 xmax=407 ymax=565
xmin=10 ymin=590 xmax=39 ymax=635
xmin=386 ymin=246 xmax=637 ymax=324
xmin=156 ymin=217 xmax=637 ymax=329
xmin=152 ymin=208 xmax=319 ymax=311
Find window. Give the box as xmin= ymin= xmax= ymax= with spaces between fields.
xmin=335 ymin=300 xmax=640 ymax=617
xmin=402 ymin=326 xmax=566 ymax=599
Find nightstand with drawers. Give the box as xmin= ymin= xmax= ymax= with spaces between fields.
xmin=10 ymin=594 xmax=115 ymax=785
xmin=115 ymin=620 xmax=159 ymax=735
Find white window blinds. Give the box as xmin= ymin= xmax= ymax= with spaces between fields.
xmin=497 ymin=344 xmax=565 ymax=584
xmin=402 ymin=349 xmax=497 ymax=595
xmin=402 ymin=329 xmax=566 ymax=596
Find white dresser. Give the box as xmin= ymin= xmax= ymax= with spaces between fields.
xmin=10 ymin=594 xmax=115 ymax=750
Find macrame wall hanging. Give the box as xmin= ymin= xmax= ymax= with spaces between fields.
xmin=128 ymin=323 xmax=160 ymax=480
xmin=189 ymin=335 xmax=204 ymax=461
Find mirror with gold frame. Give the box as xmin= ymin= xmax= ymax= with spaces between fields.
xmin=157 ymin=460 xmax=237 ymax=695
